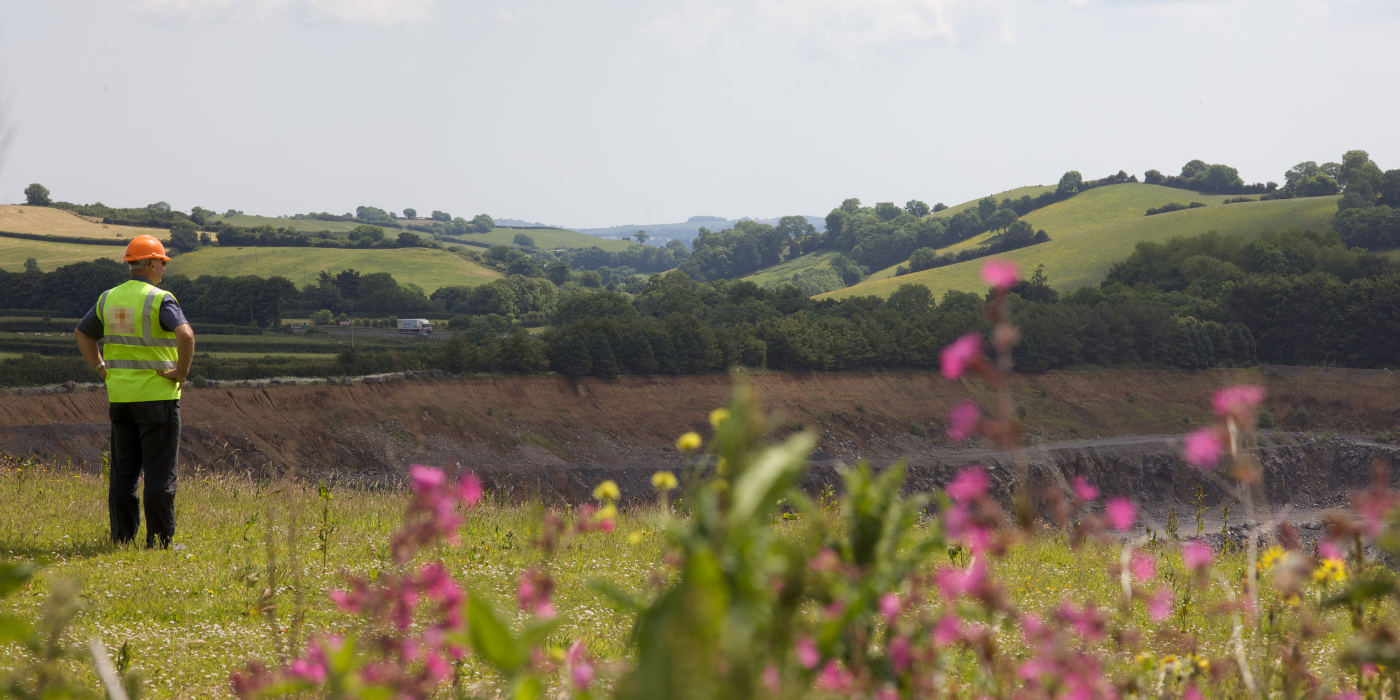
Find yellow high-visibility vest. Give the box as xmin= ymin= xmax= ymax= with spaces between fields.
xmin=98 ymin=279 xmax=181 ymax=402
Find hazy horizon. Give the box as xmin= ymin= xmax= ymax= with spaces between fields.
xmin=2 ymin=0 xmax=1397 ymax=229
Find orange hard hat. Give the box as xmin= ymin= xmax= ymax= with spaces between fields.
xmin=122 ymin=234 xmax=171 ymax=262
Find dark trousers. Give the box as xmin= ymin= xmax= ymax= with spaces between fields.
xmin=109 ymin=400 xmax=180 ymax=548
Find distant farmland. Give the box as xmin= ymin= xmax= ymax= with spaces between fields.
xmin=0 ymin=204 xmax=167 ymax=240
xmin=825 ymin=184 xmax=1340 ymax=299
xmin=0 ymin=236 xmax=124 ymax=272
xmin=167 ymin=246 xmax=501 ymax=292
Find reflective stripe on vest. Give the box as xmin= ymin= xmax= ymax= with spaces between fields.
xmin=99 ymin=279 xmax=181 ymax=402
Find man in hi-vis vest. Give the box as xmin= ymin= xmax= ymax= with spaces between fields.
xmin=74 ymin=235 xmax=196 ymax=548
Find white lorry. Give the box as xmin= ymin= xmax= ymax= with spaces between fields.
xmin=397 ymin=319 xmax=433 ymax=336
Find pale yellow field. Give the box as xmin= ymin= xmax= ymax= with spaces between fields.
xmin=0 ymin=205 xmax=169 ymax=239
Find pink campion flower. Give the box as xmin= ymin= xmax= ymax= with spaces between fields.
xmin=1182 ymin=541 xmax=1213 ymax=571
xmin=459 ymin=471 xmax=483 ymax=505
xmin=1130 ymin=550 xmax=1157 ymax=581
xmin=288 ymin=658 xmax=326 ymax=684
xmin=1105 ymin=497 xmax=1137 ymax=532
xmin=816 ymin=661 xmax=854 ymax=691
xmin=933 ymin=614 xmax=962 ymax=647
xmin=1019 ymin=613 xmax=1045 ymax=644
xmin=947 ymin=400 xmax=981 ymax=441
xmin=940 ymin=333 xmax=984 ymax=379
xmin=879 ymin=592 xmax=901 ymax=625
xmin=409 ymin=465 xmax=446 ymax=491
xmin=1319 ymin=541 xmax=1344 ymax=562
xmin=981 ymin=259 xmax=1019 ymax=290
xmin=1363 ymin=663 xmax=1380 ymax=679
xmin=567 ymin=641 xmax=594 ymax=688
xmin=946 ymin=465 xmax=989 ymax=503
xmin=517 ymin=569 xmax=557 ymax=619
xmin=1072 ymin=475 xmax=1098 ymax=502
xmin=795 ymin=638 xmax=820 ymax=669
xmin=877 ymin=688 xmax=899 ymax=700
xmin=1183 ymin=428 xmax=1224 ymax=469
xmin=810 ymin=548 xmax=842 ymax=573
xmin=889 ymin=636 xmax=913 ymax=672
xmin=1183 ymin=685 xmax=1205 ymax=700
xmin=1148 ymin=588 xmax=1173 ymax=621
xmin=1331 ymin=693 xmax=1363 ymax=700
xmin=1058 ymin=601 xmax=1105 ymax=641
xmin=424 ymin=652 xmax=450 ymax=683
xmin=1212 ymin=385 xmax=1265 ymax=420
xmin=763 ymin=665 xmax=780 ymax=691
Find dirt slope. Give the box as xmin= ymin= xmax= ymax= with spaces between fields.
xmin=1 ymin=367 xmax=1397 ymax=501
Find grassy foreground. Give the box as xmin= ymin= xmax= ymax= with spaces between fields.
xmin=0 ymin=463 xmax=1364 ymax=699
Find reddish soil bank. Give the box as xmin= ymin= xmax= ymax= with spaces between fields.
xmin=0 ymin=367 xmax=1396 ymax=505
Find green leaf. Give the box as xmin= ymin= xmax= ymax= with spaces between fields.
xmin=511 ymin=674 xmax=544 ymax=700
xmin=467 ymin=592 xmax=525 ymax=674
xmin=729 ymin=432 xmax=815 ymax=527
xmin=1323 ymin=575 xmax=1398 ymax=608
xmin=587 ymin=579 xmax=646 ymax=612
xmin=0 ymin=562 xmax=36 ymax=597
xmin=0 ymin=614 xmax=30 ymax=643
xmin=518 ymin=617 xmax=562 ymax=651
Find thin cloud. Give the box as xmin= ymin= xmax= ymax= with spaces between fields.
xmin=643 ymin=0 xmax=736 ymax=53
xmin=136 ymin=0 xmax=435 ymax=25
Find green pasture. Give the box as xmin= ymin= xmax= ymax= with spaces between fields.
xmin=166 ymin=246 xmax=501 ymax=292
xmin=199 ymin=352 xmax=338 ymax=359
xmin=930 ymin=184 xmax=1057 ymax=219
xmin=202 ymin=214 xmax=369 ymax=234
xmin=0 ymin=237 xmax=124 ymax=273
xmin=825 ymin=187 xmax=1341 ymax=300
xmin=458 ymin=227 xmax=636 ymax=252
xmin=741 ymin=250 xmax=844 ymax=287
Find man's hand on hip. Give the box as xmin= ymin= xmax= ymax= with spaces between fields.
xmin=157 ymin=368 xmax=187 ymax=383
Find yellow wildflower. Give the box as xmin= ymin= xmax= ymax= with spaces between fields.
xmin=651 ymin=471 xmax=678 ymax=492
xmin=709 ymin=408 xmax=732 ymax=429
xmin=628 ymin=531 xmax=644 ymax=546
xmin=676 ymin=432 xmax=702 ymax=453
xmin=596 ymin=504 xmax=618 ymax=521
xmin=1314 ymin=558 xmax=1346 ymax=586
xmin=593 ymin=480 xmax=620 ymax=502
xmin=1259 ymin=546 xmax=1284 ymax=572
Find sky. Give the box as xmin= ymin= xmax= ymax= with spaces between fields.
xmin=0 ymin=0 xmax=1397 ymax=229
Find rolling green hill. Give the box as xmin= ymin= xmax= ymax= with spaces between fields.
xmin=167 ymin=246 xmax=501 ymax=292
xmin=930 ymin=185 xmax=1056 ymax=219
xmin=823 ymin=184 xmax=1339 ymax=300
xmin=454 ymin=227 xmax=636 ymax=252
xmin=203 ymin=213 xmax=371 ymax=233
xmin=0 ymin=236 xmax=125 ymax=272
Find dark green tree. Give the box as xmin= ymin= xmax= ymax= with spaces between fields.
xmin=23 ymin=183 xmax=50 ymax=206
xmin=633 ymin=231 xmax=649 ymax=244
xmin=1056 ymin=171 xmax=1083 ymax=196
xmin=874 ymin=202 xmax=901 ymax=221
xmin=904 ymin=200 xmax=930 ymax=217
xmin=431 ymin=210 xmax=452 ymax=222
xmin=513 ymin=233 xmax=536 ymax=248
xmin=547 ymin=261 xmax=572 ymax=286
xmin=403 ymin=208 xmax=417 ymax=220
xmin=169 ymin=221 xmax=199 ymax=252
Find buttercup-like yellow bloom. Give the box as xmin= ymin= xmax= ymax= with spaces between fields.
xmin=628 ymin=531 xmax=644 ymax=545
xmin=596 ymin=504 xmax=618 ymax=521
xmin=593 ymin=480 xmax=620 ymax=502
xmin=1314 ymin=558 xmax=1346 ymax=585
xmin=676 ymin=432 xmax=702 ymax=453
xmin=651 ymin=471 xmax=678 ymax=491
xmin=709 ymin=408 xmax=732 ymax=429
xmin=1259 ymin=546 xmax=1284 ymax=572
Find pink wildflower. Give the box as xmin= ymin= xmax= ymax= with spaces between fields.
xmin=1184 ymin=685 xmax=1205 ymax=700
xmin=1319 ymin=541 xmax=1344 ymax=561
xmin=1212 ymin=385 xmax=1265 ymax=419
xmin=1182 ymin=541 xmax=1213 ymax=571
xmin=815 ymin=661 xmax=854 ymax=691
xmin=408 ymin=465 xmax=446 ymax=491
xmin=1105 ymin=497 xmax=1136 ymax=532
xmin=795 ymin=638 xmax=820 ymax=669
xmin=517 ymin=569 xmax=556 ymax=619
xmin=981 ymin=259 xmax=1019 ymax=290
xmin=1130 ymin=550 xmax=1156 ymax=581
xmin=288 ymin=658 xmax=326 ymax=684
xmin=764 ymin=665 xmax=780 ymax=690
xmin=946 ymin=465 xmax=989 ymax=503
xmin=424 ymin=652 xmax=450 ymax=682
xmin=889 ymin=636 xmax=913 ymax=671
xmin=940 ymin=333 xmax=984 ymax=379
xmin=459 ymin=471 xmax=483 ymax=505
xmin=1331 ymin=693 xmax=1363 ymax=700
xmin=1183 ymin=428 xmax=1223 ymax=469
xmin=1072 ymin=475 xmax=1098 ymax=502
xmin=934 ymin=614 xmax=962 ymax=647
xmin=1148 ymin=587 xmax=1173 ymax=621
xmin=810 ymin=548 xmax=842 ymax=572
xmin=947 ymin=400 xmax=981 ymax=441
xmin=879 ymin=592 xmax=901 ymax=625
xmin=568 ymin=641 xmax=594 ymax=688
xmin=1058 ymin=600 xmax=1105 ymax=641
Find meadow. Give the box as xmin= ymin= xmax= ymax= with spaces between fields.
xmin=451 ymin=228 xmax=636 ymax=252
xmin=0 ymin=205 xmax=168 ymax=240
xmin=166 ymin=247 xmax=501 ymax=293
xmin=0 ymin=236 xmax=124 ymax=272
xmin=742 ymin=250 xmax=845 ymax=287
xmin=827 ymin=185 xmax=1340 ymax=299
xmin=2 ymin=459 xmax=1369 ymax=700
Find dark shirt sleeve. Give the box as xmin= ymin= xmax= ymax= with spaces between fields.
xmin=75 ymin=306 xmax=103 ymax=339
xmin=158 ymin=298 xmax=189 ymax=333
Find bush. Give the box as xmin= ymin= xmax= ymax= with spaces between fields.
xmin=1145 ymin=201 xmax=1207 ymax=216
xmin=1257 ymin=409 xmax=1274 ymax=428
xmin=1293 ymin=406 xmax=1310 ymax=427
